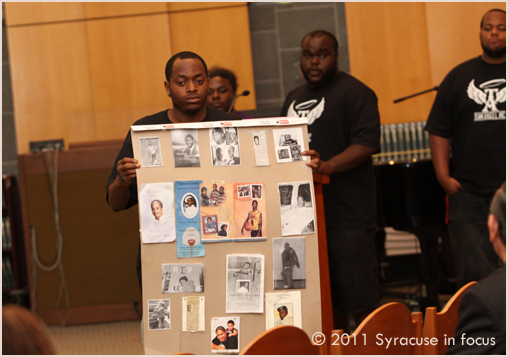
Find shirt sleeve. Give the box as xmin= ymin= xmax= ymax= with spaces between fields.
xmin=425 ymin=74 xmax=454 ymax=138
xmin=348 ymin=88 xmax=381 ymax=152
xmin=105 ymin=129 xmax=139 ymax=210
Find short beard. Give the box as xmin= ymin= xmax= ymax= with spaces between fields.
xmin=482 ymin=43 xmax=506 ymax=58
xmin=300 ymin=63 xmax=338 ymax=88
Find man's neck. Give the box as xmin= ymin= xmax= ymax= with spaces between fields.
xmin=481 ymin=53 xmax=506 ymax=65
xmin=167 ymin=107 xmax=207 ymax=123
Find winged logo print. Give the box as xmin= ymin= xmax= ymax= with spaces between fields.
xmin=467 ymin=79 xmax=506 ymax=112
xmin=287 ymin=98 xmax=325 ymax=125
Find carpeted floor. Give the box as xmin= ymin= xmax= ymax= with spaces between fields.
xmin=47 ymin=319 xmax=144 ymax=355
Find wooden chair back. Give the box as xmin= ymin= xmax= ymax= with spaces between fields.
xmin=422 ymin=281 xmax=477 ymax=354
xmin=239 ymin=325 xmax=321 ymax=355
xmin=329 ymin=302 xmax=423 ymax=355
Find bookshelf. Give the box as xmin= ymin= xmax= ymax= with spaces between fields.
xmin=2 ymin=175 xmax=28 ymax=305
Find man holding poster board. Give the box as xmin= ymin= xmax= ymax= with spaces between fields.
xmin=106 ymin=51 xmax=241 ymax=290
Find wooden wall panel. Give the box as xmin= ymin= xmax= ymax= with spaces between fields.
xmin=166 ymin=2 xmax=246 ymax=12
xmin=84 ymin=2 xmax=167 ymax=18
xmin=7 ymin=22 xmax=96 ymax=153
xmin=167 ymin=5 xmax=256 ymax=111
xmin=4 ymin=2 xmax=85 ymax=26
xmin=425 ymin=2 xmax=506 ymax=85
xmin=85 ymin=14 xmax=172 ymax=141
xmin=345 ymin=2 xmax=434 ymax=125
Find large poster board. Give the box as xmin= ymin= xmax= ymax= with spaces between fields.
xmin=131 ymin=118 xmax=322 ymax=355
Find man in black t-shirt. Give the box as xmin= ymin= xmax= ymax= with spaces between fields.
xmin=106 ymin=51 xmax=242 ymax=291
xmin=425 ymin=9 xmax=506 ymax=288
xmin=281 ymin=30 xmax=381 ymax=330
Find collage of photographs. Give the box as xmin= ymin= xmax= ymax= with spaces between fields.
xmin=137 ymin=125 xmax=315 ymax=353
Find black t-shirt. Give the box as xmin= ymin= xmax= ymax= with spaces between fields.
xmin=425 ymin=56 xmax=506 ymax=197
xmin=281 ymin=71 xmax=380 ymax=229
xmin=106 ymin=108 xmax=242 ymax=289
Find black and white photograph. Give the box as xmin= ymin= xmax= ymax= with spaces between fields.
xmin=181 ymin=194 xmax=199 ymax=219
xmin=216 ymin=222 xmax=229 ymax=238
xmin=211 ymin=146 xmax=228 ymax=166
xmin=226 ymin=254 xmax=264 ymax=313
xmin=225 ymin=127 xmax=239 ymax=146
xmin=162 ymin=264 xmax=204 ymax=293
xmin=210 ymin=127 xmax=226 ymax=147
xmin=202 ymin=215 xmax=218 ymax=235
xmin=148 ymin=299 xmax=171 ymax=330
xmin=170 ymin=129 xmax=201 ymax=167
xmin=278 ymin=181 xmax=315 ymax=236
xmin=225 ymin=144 xmax=241 ymax=166
xmin=211 ymin=316 xmax=240 ymax=354
xmin=265 ymin=291 xmax=302 ymax=329
xmin=182 ymin=296 xmax=205 ymax=332
xmin=139 ymin=136 xmax=163 ymax=167
xmin=273 ymin=237 xmax=306 ymax=290
xmin=139 ymin=182 xmax=176 ymax=243
xmin=200 ymin=185 xmax=211 ymax=207
xmin=272 ymin=128 xmax=307 ymax=163
xmin=251 ymin=131 xmax=269 ymax=166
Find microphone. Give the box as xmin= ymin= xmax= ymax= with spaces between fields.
xmin=228 ymin=90 xmax=250 ymax=113
xmin=393 ymin=86 xmax=439 ymax=104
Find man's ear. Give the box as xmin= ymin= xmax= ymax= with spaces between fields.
xmin=488 ymin=214 xmax=500 ymax=243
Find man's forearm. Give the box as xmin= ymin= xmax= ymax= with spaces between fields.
xmin=430 ymin=135 xmax=451 ymax=184
xmin=319 ymin=144 xmax=377 ymax=175
xmin=107 ymin=179 xmax=131 ymax=211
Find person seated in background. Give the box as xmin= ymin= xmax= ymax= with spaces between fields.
xmin=207 ymin=67 xmax=252 ymax=118
xmin=2 ymin=304 xmax=57 ymax=354
xmin=447 ymin=182 xmax=506 ymax=355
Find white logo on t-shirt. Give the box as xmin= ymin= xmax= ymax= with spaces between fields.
xmin=287 ymin=98 xmax=325 ymax=125
xmin=467 ymin=78 xmax=506 ymax=121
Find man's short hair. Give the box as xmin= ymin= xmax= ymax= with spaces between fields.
xmin=480 ymin=9 xmax=506 ymax=28
xmin=209 ymin=67 xmax=238 ymax=93
xmin=165 ymin=51 xmax=208 ymax=82
xmin=179 ymin=276 xmax=188 ymax=283
xmin=277 ymin=306 xmax=288 ymax=312
xmin=301 ymin=29 xmax=339 ymax=53
xmin=151 ymin=199 xmax=163 ymax=208
xmin=216 ymin=325 xmax=226 ymax=333
xmin=201 ymin=187 xmax=207 ymax=193
xmin=490 ymin=182 xmax=506 ymax=244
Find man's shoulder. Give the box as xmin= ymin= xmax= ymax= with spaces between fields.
xmin=205 ymin=108 xmax=243 ymax=122
xmin=471 ymin=266 xmax=506 ymax=300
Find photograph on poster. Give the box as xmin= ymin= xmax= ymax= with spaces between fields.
xmin=211 ymin=146 xmax=228 ymax=166
xmin=182 ymin=194 xmax=199 ymax=219
xmin=272 ymin=128 xmax=307 ymax=163
xmin=216 ymin=222 xmax=229 ymax=237
xmin=251 ymin=131 xmax=270 ymax=166
xmin=202 ymin=215 xmax=218 ymax=234
xmin=210 ymin=127 xmax=226 ymax=147
xmin=225 ymin=145 xmax=241 ymax=166
xmin=278 ymin=181 xmax=315 ymax=236
xmin=170 ymin=129 xmax=201 ymax=167
xmin=252 ymin=185 xmax=262 ymax=199
xmin=148 ymin=299 xmax=171 ymax=330
xmin=200 ymin=183 xmax=235 ymax=242
xmin=211 ymin=316 xmax=240 ymax=353
xmin=162 ymin=264 xmax=204 ymax=293
xmin=265 ymin=291 xmax=302 ymax=329
xmin=182 ymin=296 xmax=205 ymax=332
xmin=139 ymin=182 xmax=176 ymax=243
xmin=273 ymin=237 xmax=306 ymax=289
xmin=226 ymin=254 xmax=264 ymax=313
xmin=225 ymin=127 xmax=239 ymax=145
xmin=175 ymin=181 xmax=205 ymax=258
xmin=237 ymin=184 xmax=251 ymax=198
xmin=200 ymin=185 xmax=211 ymax=207
xmin=139 ymin=136 xmax=163 ymax=167
xmin=234 ymin=183 xmax=266 ymax=240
